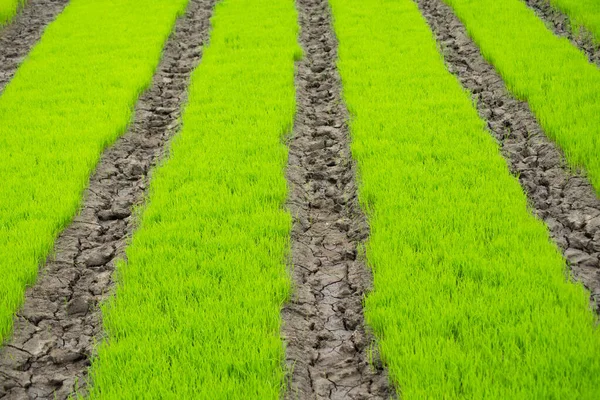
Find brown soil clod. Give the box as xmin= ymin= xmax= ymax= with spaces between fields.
xmin=416 ymin=0 xmax=600 ymax=311
xmin=0 ymin=0 xmax=69 ymax=95
xmin=282 ymin=0 xmax=395 ymax=399
xmin=524 ymin=0 xmax=600 ymax=67
xmin=0 ymin=0 xmax=216 ymax=398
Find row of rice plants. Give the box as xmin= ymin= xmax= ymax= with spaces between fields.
xmin=0 ymin=0 xmax=22 ymax=25
xmin=0 ymin=0 xmax=190 ymax=343
xmin=441 ymin=0 xmax=600 ymax=192
xmin=329 ymin=0 xmax=600 ymax=397
xmin=546 ymin=0 xmax=600 ymax=42
xmin=86 ymin=0 xmax=300 ymax=397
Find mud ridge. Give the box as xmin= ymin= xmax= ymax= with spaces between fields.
xmin=281 ymin=0 xmax=395 ymax=398
xmin=0 ymin=0 xmax=216 ymax=398
xmin=0 ymin=0 xmax=69 ymax=95
xmin=524 ymin=0 xmax=600 ymax=67
xmin=417 ymin=0 xmax=600 ymax=311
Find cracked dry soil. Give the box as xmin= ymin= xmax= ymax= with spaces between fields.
xmin=417 ymin=0 xmax=600 ymax=310
xmin=0 ymin=0 xmax=216 ymax=398
xmin=524 ymin=0 xmax=600 ymax=67
xmin=281 ymin=0 xmax=394 ymax=399
xmin=0 ymin=0 xmax=69 ymax=95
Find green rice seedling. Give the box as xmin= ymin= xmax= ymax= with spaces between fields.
xmin=441 ymin=0 xmax=600 ymax=193
xmin=0 ymin=0 xmax=23 ymax=25
xmin=329 ymin=0 xmax=600 ymax=397
xmin=547 ymin=0 xmax=600 ymax=43
xmin=86 ymin=0 xmax=299 ymax=397
xmin=0 ymin=0 xmax=191 ymax=343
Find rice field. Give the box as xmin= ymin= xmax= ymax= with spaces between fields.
xmin=0 ymin=0 xmax=599 ymax=398
xmin=87 ymin=0 xmax=299 ymax=396
xmin=0 ymin=0 xmax=189 ymax=344
xmin=331 ymin=0 xmax=600 ymax=396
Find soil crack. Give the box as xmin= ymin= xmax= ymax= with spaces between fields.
xmin=0 ymin=0 xmax=216 ymax=398
xmin=281 ymin=0 xmax=394 ymax=398
xmin=416 ymin=0 xmax=600 ymax=311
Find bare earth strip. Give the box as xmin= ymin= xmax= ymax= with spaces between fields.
xmin=417 ymin=0 xmax=600 ymax=310
xmin=0 ymin=0 xmax=69 ymax=95
xmin=523 ymin=0 xmax=600 ymax=67
xmin=281 ymin=0 xmax=394 ymax=398
xmin=0 ymin=0 xmax=216 ymax=398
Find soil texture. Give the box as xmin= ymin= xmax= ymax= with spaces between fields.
xmin=417 ymin=0 xmax=600 ymax=311
xmin=524 ymin=0 xmax=600 ymax=67
xmin=281 ymin=0 xmax=394 ymax=398
xmin=0 ymin=0 xmax=69 ymax=95
xmin=0 ymin=0 xmax=216 ymax=398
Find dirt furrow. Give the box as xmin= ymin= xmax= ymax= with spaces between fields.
xmin=0 ymin=0 xmax=215 ymax=398
xmin=417 ymin=0 xmax=600 ymax=311
xmin=0 ymin=0 xmax=69 ymax=95
xmin=524 ymin=0 xmax=600 ymax=67
xmin=281 ymin=0 xmax=394 ymax=398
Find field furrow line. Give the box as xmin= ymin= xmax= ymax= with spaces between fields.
xmin=523 ymin=0 xmax=600 ymax=67
xmin=0 ymin=0 xmax=69 ymax=95
xmin=417 ymin=0 xmax=600 ymax=311
xmin=0 ymin=0 xmax=216 ymax=397
xmin=281 ymin=0 xmax=394 ymax=398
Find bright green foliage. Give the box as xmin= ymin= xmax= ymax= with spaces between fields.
xmin=443 ymin=0 xmax=600 ymax=193
xmin=0 ymin=0 xmax=23 ymax=26
xmin=329 ymin=0 xmax=600 ymax=397
xmin=87 ymin=0 xmax=299 ymax=397
xmin=548 ymin=0 xmax=600 ymax=43
xmin=0 ymin=0 xmax=190 ymax=343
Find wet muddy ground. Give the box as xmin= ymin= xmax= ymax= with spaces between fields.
xmin=0 ymin=0 xmax=216 ymax=398
xmin=281 ymin=0 xmax=394 ymax=398
xmin=417 ymin=0 xmax=600 ymax=310
xmin=0 ymin=0 xmax=69 ymax=94
xmin=524 ymin=0 xmax=600 ymax=67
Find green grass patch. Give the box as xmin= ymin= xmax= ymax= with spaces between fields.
xmin=442 ymin=0 xmax=600 ymax=193
xmin=0 ymin=0 xmax=190 ymax=343
xmin=0 ymin=0 xmax=23 ymax=26
xmin=547 ymin=0 xmax=600 ymax=44
xmin=86 ymin=0 xmax=299 ymax=397
xmin=329 ymin=0 xmax=600 ymax=397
